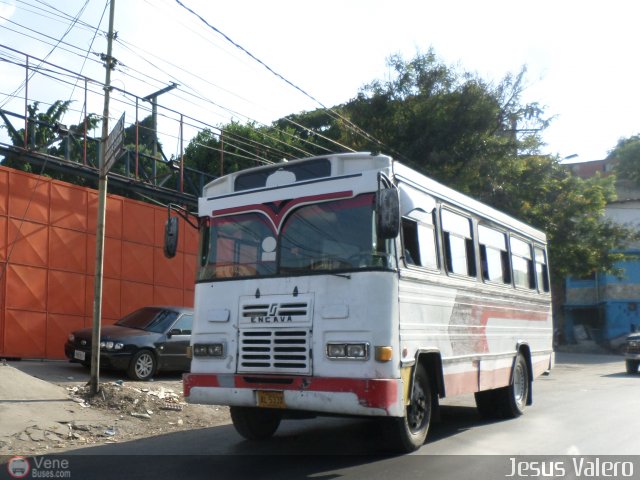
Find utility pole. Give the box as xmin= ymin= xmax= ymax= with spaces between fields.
xmin=89 ymin=0 xmax=116 ymax=396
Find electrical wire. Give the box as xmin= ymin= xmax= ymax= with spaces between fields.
xmin=15 ymin=0 xmax=105 ymax=33
xmin=69 ymin=0 xmax=110 ymax=115
xmin=107 ymin=7 xmax=353 ymax=155
xmin=0 ymin=0 xmax=91 ymax=108
xmin=173 ymin=0 xmax=401 ymax=157
xmin=0 ymin=23 xmax=103 ymax=65
xmin=4 ymin=1 xmax=402 ymax=163
xmin=0 ymin=53 xmax=293 ymax=167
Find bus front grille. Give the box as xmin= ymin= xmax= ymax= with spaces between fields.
xmin=238 ymin=329 xmax=311 ymax=375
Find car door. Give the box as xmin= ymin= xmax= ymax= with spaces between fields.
xmin=159 ymin=313 xmax=193 ymax=371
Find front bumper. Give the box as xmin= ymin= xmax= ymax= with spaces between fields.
xmin=183 ymin=373 xmax=404 ymax=417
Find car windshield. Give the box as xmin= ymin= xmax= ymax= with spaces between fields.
xmin=197 ymin=193 xmax=395 ymax=280
xmin=116 ymin=308 xmax=179 ymax=333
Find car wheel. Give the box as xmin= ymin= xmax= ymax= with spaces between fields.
xmin=625 ymin=359 xmax=639 ymax=374
xmin=385 ymin=363 xmax=432 ymax=453
xmin=128 ymin=350 xmax=156 ymax=381
xmin=230 ymin=407 xmax=282 ymax=440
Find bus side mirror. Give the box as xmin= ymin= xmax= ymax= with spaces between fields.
xmin=164 ymin=216 xmax=179 ymax=258
xmin=377 ymin=188 xmax=400 ymax=239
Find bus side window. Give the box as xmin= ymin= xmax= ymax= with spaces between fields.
xmin=511 ymin=237 xmax=535 ymax=289
xmin=479 ymin=225 xmax=510 ymax=285
xmin=535 ymin=246 xmax=550 ymax=292
xmin=401 ymin=218 xmax=420 ymax=265
xmin=418 ymin=221 xmax=438 ymax=269
xmin=402 ymin=210 xmax=438 ymax=269
xmin=442 ymin=209 xmax=475 ymax=278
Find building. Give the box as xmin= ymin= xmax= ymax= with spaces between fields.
xmin=564 ymin=157 xmax=617 ymax=179
xmin=563 ymin=158 xmax=640 ymax=349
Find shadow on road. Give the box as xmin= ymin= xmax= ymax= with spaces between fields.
xmin=428 ymin=405 xmax=500 ymax=443
xmin=602 ymin=372 xmax=639 ymax=379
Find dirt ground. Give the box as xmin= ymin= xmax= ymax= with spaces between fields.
xmin=0 ymin=364 xmax=231 ymax=456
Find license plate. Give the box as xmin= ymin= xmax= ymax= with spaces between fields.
xmin=74 ymin=350 xmax=86 ymax=361
xmin=256 ymin=390 xmax=285 ymax=409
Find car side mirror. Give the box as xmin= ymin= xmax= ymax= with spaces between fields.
xmin=168 ymin=328 xmax=181 ymax=338
xmin=164 ymin=217 xmax=179 ymax=258
xmin=376 ymin=188 xmax=400 ymax=239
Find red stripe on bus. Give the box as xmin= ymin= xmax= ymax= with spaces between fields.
xmin=470 ymin=305 xmax=551 ymax=352
xmin=211 ymin=191 xmax=353 ymax=230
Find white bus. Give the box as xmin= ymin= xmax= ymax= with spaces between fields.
xmin=166 ymin=152 xmax=553 ymax=452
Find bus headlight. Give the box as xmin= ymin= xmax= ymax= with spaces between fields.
xmin=193 ymin=343 xmax=225 ymax=358
xmin=346 ymin=344 xmax=367 ymax=358
xmin=326 ymin=342 xmax=369 ymax=360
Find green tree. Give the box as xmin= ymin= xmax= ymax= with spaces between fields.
xmin=183 ymin=121 xmax=312 ymax=176
xmin=609 ymin=134 xmax=640 ymax=184
xmin=269 ymin=50 xmax=633 ymax=292
xmin=501 ymin=155 xmax=631 ymax=282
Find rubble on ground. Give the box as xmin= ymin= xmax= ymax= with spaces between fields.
xmin=0 ymin=380 xmax=229 ymax=455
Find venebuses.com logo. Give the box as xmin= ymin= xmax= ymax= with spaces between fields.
xmin=6 ymin=456 xmax=71 ymax=478
xmin=6 ymin=457 xmax=29 ymax=479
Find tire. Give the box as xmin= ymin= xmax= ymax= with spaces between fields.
xmin=385 ymin=364 xmax=432 ymax=453
xmin=494 ymin=353 xmax=529 ymax=418
xmin=230 ymin=407 xmax=282 ymax=441
xmin=626 ymin=359 xmax=639 ymax=374
xmin=127 ymin=350 xmax=157 ymax=381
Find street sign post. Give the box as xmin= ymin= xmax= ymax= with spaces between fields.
xmin=104 ymin=112 xmax=125 ymax=174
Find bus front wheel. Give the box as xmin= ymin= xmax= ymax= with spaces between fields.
xmin=230 ymin=407 xmax=282 ymax=441
xmin=385 ymin=364 xmax=432 ymax=453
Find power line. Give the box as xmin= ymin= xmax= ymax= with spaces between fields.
xmin=0 ymin=0 xmax=91 ymax=108
xmin=174 ymin=0 xmax=329 ymax=115
xmin=1 ymin=41 xmax=339 ymax=168
xmin=105 ymin=55 xmax=336 ymax=158
xmin=173 ymin=0 xmax=402 ymax=157
xmin=6 ymin=1 xmax=405 ymax=163
xmin=69 ymin=0 xmax=110 ymax=112
xmin=0 ymin=23 xmax=103 ymax=65
xmin=16 ymin=0 xmax=104 ymax=33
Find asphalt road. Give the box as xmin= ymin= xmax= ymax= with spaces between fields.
xmin=2 ymin=352 xmax=639 ymax=480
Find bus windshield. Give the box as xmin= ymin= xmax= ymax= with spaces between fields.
xmin=197 ymin=193 xmax=394 ymax=280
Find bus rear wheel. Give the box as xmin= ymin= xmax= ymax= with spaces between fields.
xmin=230 ymin=407 xmax=282 ymax=441
xmin=385 ymin=364 xmax=432 ymax=453
xmin=475 ymin=353 xmax=529 ymax=419
xmin=496 ymin=353 xmax=529 ymax=418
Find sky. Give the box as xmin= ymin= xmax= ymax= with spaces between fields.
xmin=0 ymin=0 xmax=639 ymax=164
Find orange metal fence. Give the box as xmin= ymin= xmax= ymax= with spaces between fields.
xmin=0 ymin=165 xmax=197 ymax=359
